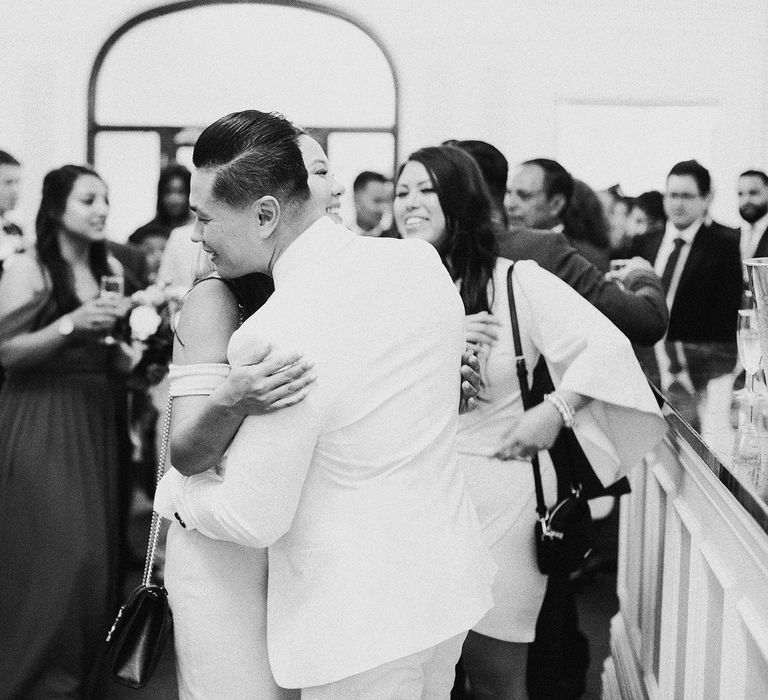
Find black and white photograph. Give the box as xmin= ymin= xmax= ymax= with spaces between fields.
xmin=1 ymin=2 xmax=767 ymax=698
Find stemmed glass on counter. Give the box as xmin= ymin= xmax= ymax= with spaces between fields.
xmin=737 ymin=309 xmax=762 ymax=417
xmin=733 ymin=309 xmax=764 ymax=475
xmin=99 ymin=274 xmax=124 ymax=345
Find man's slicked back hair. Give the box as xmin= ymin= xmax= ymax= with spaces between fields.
xmin=193 ymin=110 xmax=310 ymax=208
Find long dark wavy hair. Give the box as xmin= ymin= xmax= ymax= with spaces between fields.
xmin=35 ymin=165 xmax=111 ymax=316
xmin=562 ymin=178 xmax=611 ymax=249
xmin=397 ymin=145 xmax=499 ymax=314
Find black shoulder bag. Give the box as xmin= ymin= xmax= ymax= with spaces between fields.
xmin=105 ymin=395 xmax=174 ymax=688
xmin=505 ymin=264 xmax=596 ymax=576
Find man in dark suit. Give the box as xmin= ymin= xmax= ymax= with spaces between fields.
xmin=501 ymin=227 xmax=667 ymax=345
xmin=450 ymin=140 xmax=668 ymax=345
xmin=505 ymin=156 xmax=609 ymax=270
xmin=631 ymin=159 xmax=741 ymax=342
xmin=737 ymin=169 xmax=768 ymax=263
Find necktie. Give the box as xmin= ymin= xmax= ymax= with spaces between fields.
xmin=664 ymin=340 xmax=682 ymax=374
xmin=660 ymin=237 xmax=685 ymax=294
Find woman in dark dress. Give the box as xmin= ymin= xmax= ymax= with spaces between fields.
xmin=0 ymin=165 xmax=128 ymax=698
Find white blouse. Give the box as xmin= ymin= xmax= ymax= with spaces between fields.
xmin=458 ymin=258 xmax=666 ymax=485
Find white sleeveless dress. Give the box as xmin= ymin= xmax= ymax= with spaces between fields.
xmin=163 ymin=363 xmax=297 ymax=700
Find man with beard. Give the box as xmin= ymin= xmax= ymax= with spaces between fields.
xmin=737 ymin=170 xmax=768 ymax=278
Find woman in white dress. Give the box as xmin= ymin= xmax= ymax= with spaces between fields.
xmin=162 ymin=132 xmax=343 ymax=699
xmin=393 ymin=145 xmax=666 ymax=699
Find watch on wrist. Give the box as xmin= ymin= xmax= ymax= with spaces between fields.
xmin=57 ymin=315 xmax=75 ymax=337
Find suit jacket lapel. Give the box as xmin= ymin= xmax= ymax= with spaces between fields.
xmin=635 ymin=229 xmax=664 ymax=264
xmin=753 ymin=229 xmax=768 ymax=259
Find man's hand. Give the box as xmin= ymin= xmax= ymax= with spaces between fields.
xmin=460 ymin=349 xmax=481 ymax=413
xmin=605 ymin=256 xmax=654 ymax=283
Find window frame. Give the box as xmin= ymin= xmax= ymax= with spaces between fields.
xmin=86 ymin=0 xmax=400 ymax=167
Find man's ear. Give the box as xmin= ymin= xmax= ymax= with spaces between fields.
xmin=549 ymin=192 xmax=567 ymax=219
xmin=252 ymin=196 xmax=280 ymax=238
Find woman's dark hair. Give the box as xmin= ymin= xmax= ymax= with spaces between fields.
xmin=631 ymin=190 xmax=666 ymax=225
xmin=224 ymin=273 xmax=275 ymax=320
xmin=156 ymin=163 xmax=191 ymax=227
xmin=35 ymin=164 xmax=110 ymax=316
xmin=562 ymin=178 xmax=611 ymax=249
xmin=397 ymin=145 xmax=498 ymax=314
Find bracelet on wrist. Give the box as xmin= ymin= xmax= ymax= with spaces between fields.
xmin=544 ymin=392 xmax=575 ymax=429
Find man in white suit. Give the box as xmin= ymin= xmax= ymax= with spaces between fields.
xmin=154 ymin=110 xmax=495 ymax=698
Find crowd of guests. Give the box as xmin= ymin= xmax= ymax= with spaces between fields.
xmin=0 ymin=116 xmax=755 ymax=700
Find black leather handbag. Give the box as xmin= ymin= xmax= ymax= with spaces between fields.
xmin=505 ymin=265 xmax=596 ymax=576
xmin=105 ymin=395 xmax=174 ymax=688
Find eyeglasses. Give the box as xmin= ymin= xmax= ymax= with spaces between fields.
xmin=665 ymin=192 xmax=702 ymax=202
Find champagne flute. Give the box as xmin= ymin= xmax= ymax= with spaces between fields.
xmin=99 ymin=274 xmax=124 ymax=345
xmin=737 ymin=309 xmax=761 ymax=422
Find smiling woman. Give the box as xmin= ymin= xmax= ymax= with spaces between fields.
xmin=299 ymin=133 xmax=345 ymax=223
xmin=394 ymin=160 xmax=447 ymax=248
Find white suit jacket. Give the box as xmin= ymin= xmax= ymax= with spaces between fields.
xmin=156 ymin=217 xmax=495 ymax=688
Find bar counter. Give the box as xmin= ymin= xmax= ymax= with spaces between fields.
xmin=602 ymin=341 xmax=768 ymax=699
xmin=635 ymin=341 xmax=768 ymax=533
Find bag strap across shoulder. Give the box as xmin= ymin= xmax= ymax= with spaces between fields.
xmin=506 ymin=264 xmax=548 ymax=520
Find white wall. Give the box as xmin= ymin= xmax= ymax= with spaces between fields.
xmin=2 ymin=0 xmax=767 ymax=232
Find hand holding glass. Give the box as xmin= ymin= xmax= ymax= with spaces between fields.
xmin=99 ymin=275 xmax=124 ymax=344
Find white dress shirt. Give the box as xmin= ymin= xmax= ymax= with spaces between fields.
xmin=155 ymin=217 xmax=495 ymax=688
xmin=654 ymin=218 xmax=702 ymax=308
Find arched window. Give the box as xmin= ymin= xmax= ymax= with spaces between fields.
xmin=89 ymin=1 xmax=398 ymax=239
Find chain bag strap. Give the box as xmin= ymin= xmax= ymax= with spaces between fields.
xmin=106 ymin=393 xmax=174 ymax=689
xmin=141 ymin=393 xmax=173 ymax=587
xmin=505 ymin=264 xmax=595 ymax=575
